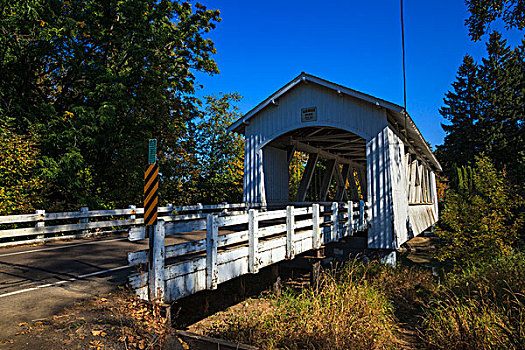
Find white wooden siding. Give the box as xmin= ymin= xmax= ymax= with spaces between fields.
xmin=263 ymin=146 xmax=289 ymax=203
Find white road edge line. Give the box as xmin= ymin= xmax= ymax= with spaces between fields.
xmin=0 ymin=237 xmax=128 ymax=258
xmin=0 ymin=265 xmax=130 ymax=298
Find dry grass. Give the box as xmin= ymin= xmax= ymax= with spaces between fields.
xmin=207 ymin=263 xmax=400 ymax=350
xmin=421 ymin=251 xmax=525 ymax=349
xmin=203 ymin=252 xmax=525 ymax=350
xmin=422 ymin=296 xmax=513 ymax=350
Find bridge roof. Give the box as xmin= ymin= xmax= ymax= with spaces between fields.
xmin=228 ymin=72 xmax=441 ymax=171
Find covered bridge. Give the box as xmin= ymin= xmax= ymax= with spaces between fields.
xmin=228 ymin=73 xmax=441 ymax=251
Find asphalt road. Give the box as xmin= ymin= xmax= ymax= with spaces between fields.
xmin=0 ymin=233 xmax=143 ymax=341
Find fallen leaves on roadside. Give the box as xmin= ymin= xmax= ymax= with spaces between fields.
xmin=89 ymin=339 xmax=104 ymax=349
xmin=53 ymin=314 xmax=70 ymax=319
xmin=91 ymin=329 xmax=106 ymax=337
xmin=8 ymin=291 xmax=171 ymax=349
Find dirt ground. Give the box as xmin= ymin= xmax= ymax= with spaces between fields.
xmin=0 ymin=288 xmax=187 ymax=350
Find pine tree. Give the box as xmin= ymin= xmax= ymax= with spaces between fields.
xmin=478 ymin=33 xmax=525 ymax=185
xmin=437 ymin=55 xmax=481 ymax=173
xmin=438 ymin=33 xmax=525 ymax=188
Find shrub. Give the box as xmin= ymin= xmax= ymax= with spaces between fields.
xmin=437 ymin=156 xmax=523 ymax=265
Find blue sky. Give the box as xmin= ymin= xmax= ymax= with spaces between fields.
xmin=195 ymin=1 xmax=524 ymax=147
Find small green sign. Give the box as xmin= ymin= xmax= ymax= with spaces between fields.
xmin=148 ymin=139 xmax=157 ymax=164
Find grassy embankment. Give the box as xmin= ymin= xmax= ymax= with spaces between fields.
xmin=205 ymin=251 xmax=525 ymax=350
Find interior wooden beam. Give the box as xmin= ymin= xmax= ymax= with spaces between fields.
xmin=288 ymin=139 xmax=366 ymax=171
xmin=286 ymin=145 xmax=296 ymax=164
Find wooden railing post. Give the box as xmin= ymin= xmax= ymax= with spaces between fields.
xmin=80 ymin=206 xmax=89 ymax=236
xmin=347 ymin=201 xmax=353 ymax=236
xmin=359 ymin=200 xmax=365 ymax=231
xmin=129 ymin=205 xmax=136 ymax=223
xmin=366 ymin=201 xmax=372 ymax=228
xmin=331 ymin=202 xmax=338 ymax=241
xmin=35 ymin=210 xmax=45 ymax=240
xmin=286 ymin=206 xmax=295 ymax=259
xmin=149 ymin=219 xmax=165 ymax=303
xmin=312 ymin=203 xmax=320 ymax=249
xmin=248 ymin=209 xmax=259 ymax=273
xmin=206 ymin=214 xmax=218 ymax=290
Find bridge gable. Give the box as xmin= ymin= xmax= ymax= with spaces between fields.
xmin=244 ymin=82 xmax=388 ymax=145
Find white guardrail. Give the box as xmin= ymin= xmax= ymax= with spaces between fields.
xmin=128 ymin=201 xmax=370 ymax=303
xmin=0 ymin=203 xmax=260 ymax=247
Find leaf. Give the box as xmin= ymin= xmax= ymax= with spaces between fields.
xmin=91 ymin=330 xmax=102 ymax=336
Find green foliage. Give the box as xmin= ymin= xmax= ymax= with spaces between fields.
xmin=0 ymin=0 xmax=221 ymax=209
xmin=191 ymin=93 xmax=244 ymax=204
xmin=437 ymin=156 xmax=522 ymax=265
xmin=0 ymin=119 xmax=44 ymax=215
xmin=288 ymin=152 xmax=307 ymax=201
xmin=445 ymin=251 xmax=525 ymax=307
xmin=465 ymin=0 xmax=525 ymax=41
xmin=437 ymin=33 xmax=525 ymax=187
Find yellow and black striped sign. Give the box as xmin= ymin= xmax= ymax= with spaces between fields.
xmin=144 ymin=164 xmax=159 ymax=226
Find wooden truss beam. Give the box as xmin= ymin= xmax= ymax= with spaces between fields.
xmin=295 ymin=153 xmax=319 ymax=202
xmin=334 ymin=163 xmax=350 ymax=201
xmin=320 ymin=159 xmax=336 ymax=201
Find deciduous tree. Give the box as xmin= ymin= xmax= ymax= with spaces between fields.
xmin=0 ymin=118 xmax=44 ymax=215
xmin=191 ymin=93 xmax=244 ymax=204
xmin=465 ymin=0 xmax=525 ymax=41
xmin=0 ymin=0 xmax=221 ymax=209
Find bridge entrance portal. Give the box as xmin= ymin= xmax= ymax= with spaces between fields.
xmin=262 ymin=126 xmax=367 ymax=205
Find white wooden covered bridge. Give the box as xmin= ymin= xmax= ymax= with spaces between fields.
xmin=229 ymin=72 xmax=441 ymax=251
xmin=127 ymin=73 xmax=441 ymax=303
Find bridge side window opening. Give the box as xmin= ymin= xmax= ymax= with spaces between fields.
xmin=407 ymin=156 xmax=433 ymax=205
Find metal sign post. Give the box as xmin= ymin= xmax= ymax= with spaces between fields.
xmin=145 ymin=139 xmax=158 ymax=301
